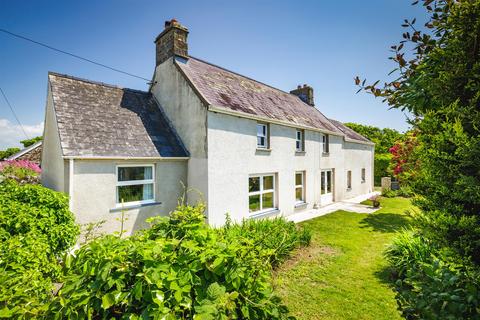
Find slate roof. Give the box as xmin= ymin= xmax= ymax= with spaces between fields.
xmin=48 ymin=73 xmax=188 ymax=158
xmin=175 ymin=57 xmax=356 ymax=138
xmin=328 ymin=119 xmax=372 ymax=144
xmin=5 ymin=141 xmax=42 ymax=163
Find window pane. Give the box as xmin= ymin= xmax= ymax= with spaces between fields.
xmin=257 ymin=136 xmax=265 ymax=147
xmin=262 ymin=192 xmax=274 ymax=209
xmin=295 ymin=187 xmax=303 ymax=202
xmin=257 ymin=124 xmax=265 ymax=137
xmin=296 ymin=141 xmax=300 ymax=150
xmin=263 ymin=175 xmax=274 ymax=190
xmin=362 ymin=168 xmax=366 ymax=181
xmin=327 ymin=171 xmax=332 ymax=193
xmin=249 ymin=177 xmax=260 ymax=192
xmin=118 ymin=166 xmax=152 ymax=181
xmin=249 ymin=195 xmax=260 ymax=212
xmin=117 ymin=183 xmax=153 ymax=203
xmin=321 ymin=171 xmax=326 ymax=194
xmin=347 ymin=171 xmax=352 ymax=188
xmin=295 ymin=173 xmax=303 ymax=186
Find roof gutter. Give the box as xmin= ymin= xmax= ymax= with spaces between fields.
xmin=63 ymin=156 xmax=189 ymax=160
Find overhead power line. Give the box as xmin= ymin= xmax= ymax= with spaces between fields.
xmin=0 ymin=28 xmax=151 ymax=82
xmin=0 ymin=86 xmax=29 ymax=139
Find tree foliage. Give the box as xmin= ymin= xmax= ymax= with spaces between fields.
xmin=20 ymin=136 xmax=42 ymax=148
xmin=0 ymin=148 xmax=20 ymax=160
xmin=344 ymin=122 xmax=403 ymax=154
xmin=357 ymin=0 xmax=480 ymax=317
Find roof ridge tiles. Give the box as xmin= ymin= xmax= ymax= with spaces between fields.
xmin=48 ymin=72 xmax=149 ymax=94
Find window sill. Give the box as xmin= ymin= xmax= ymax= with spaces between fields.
xmin=294 ymin=202 xmax=308 ymax=209
xmin=322 ymin=152 xmax=330 ymax=156
xmin=110 ymin=201 xmax=162 ymax=212
xmin=361 ymin=181 xmax=366 ymax=184
xmin=249 ymin=208 xmax=280 ymax=219
xmin=295 ymin=151 xmax=306 ymax=155
xmin=346 ymin=188 xmax=352 ymax=192
xmin=256 ymin=148 xmax=272 ymax=153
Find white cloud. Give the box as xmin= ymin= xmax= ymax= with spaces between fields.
xmin=0 ymin=118 xmax=44 ymax=149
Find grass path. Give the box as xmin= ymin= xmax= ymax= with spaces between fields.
xmin=274 ymin=198 xmax=412 ymax=319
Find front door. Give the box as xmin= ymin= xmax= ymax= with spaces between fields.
xmin=321 ymin=169 xmax=333 ymax=205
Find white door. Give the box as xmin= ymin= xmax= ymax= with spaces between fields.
xmin=320 ymin=169 xmax=333 ymax=205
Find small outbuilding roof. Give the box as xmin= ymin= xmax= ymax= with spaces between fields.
xmin=48 ymin=73 xmax=188 ymax=158
xmin=5 ymin=140 xmax=43 ymax=163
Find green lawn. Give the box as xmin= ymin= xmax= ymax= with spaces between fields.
xmin=274 ymin=197 xmax=413 ymax=320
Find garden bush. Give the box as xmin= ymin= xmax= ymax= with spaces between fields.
xmin=374 ymin=153 xmax=392 ymax=186
xmin=0 ymin=180 xmax=79 ymax=318
xmin=47 ymin=204 xmax=307 ymax=319
xmin=385 ymin=231 xmax=480 ymax=319
xmin=0 ymin=160 xmax=41 ymax=184
xmin=220 ymin=217 xmax=311 ymax=267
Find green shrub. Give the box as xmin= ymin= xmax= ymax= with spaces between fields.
xmin=385 ymin=231 xmax=480 ymax=319
xmin=374 ymin=153 xmax=392 ymax=186
xmin=385 ymin=230 xmax=435 ymax=277
xmin=220 ymin=217 xmax=311 ymax=267
xmin=0 ymin=180 xmax=79 ymax=253
xmin=0 ymin=180 xmax=79 ymax=319
xmin=381 ymin=187 xmax=413 ymax=198
xmin=47 ymin=204 xmax=303 ymax=319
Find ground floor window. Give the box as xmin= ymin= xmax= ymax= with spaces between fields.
xmin=295 ymin=171 xmax=305 ymax=203
xmin=116 ymin=165 xmax=154 ymax=205
xmin=321 ymin=170 xmax=332 ymax=195
xmin=361 ymin=168 xmax=366 ymax=183
xmin=249 ymin=174 xmax=276 ymax=213
xmin=347 ymin=170 xmax=352 ymax=190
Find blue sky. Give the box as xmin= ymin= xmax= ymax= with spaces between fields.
xmin=0 ymin=0 xmax=426 ymax=148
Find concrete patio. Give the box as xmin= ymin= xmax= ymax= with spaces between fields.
xmin=288 ymin=191 xmax=381 ymax=223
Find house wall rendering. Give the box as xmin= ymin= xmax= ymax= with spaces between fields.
xmin=41 ymin=86 xmax=66 ymax=192
xmin=151 ymin=57 xmax=209 ymax=207
xmin=70 ymin=159 xmax=187 ymax=236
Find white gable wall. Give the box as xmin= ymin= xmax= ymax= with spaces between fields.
xmin=150 ymin=57 xmax=209 ymax=207
xmin=41 ymin=84 xmax=66 ymax=192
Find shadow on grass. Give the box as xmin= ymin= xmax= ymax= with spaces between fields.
xmin=359 ymin=213 xmax=411 ymax=233
xmin=374 ymin=264 xmax=398 ymax=286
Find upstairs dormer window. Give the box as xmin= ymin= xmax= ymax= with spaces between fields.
xmin=296 ymin=129 xmax=305 ymax=152
xmin=322 ymin=134 xmax=330 ymax=154
xmin=257 ymin=123 xmax=269 ymax=149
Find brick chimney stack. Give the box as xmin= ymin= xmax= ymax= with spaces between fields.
xmin=290 ymin=84 xmax=314 ymax=106
xmin=154 ymin=19 xmax=189 ymax=66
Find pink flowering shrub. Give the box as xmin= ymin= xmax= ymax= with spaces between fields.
xmin=0 ymin=160 xmax=41 ymax=184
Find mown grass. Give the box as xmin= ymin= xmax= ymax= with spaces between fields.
xmin=274 ymin=197 xmax=413 ymax=320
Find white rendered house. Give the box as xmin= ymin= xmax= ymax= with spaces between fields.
xmin=41 ymin=19 xmax=374 ymax=234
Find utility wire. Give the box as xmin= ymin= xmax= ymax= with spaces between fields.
xmin=0 ymin=28 xmax=151 ymax=82
xmin=0 ymin=86 xmax=29 ymax=139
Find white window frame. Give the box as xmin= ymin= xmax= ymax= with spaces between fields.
xmin=295 ymin=129 xmax=304 ymax=152
xmin=322 ymin=134 xmax=330 ymax=154
xmin=361 ymin=168 xmax=366 ymax=183
xmin=295 ymin=171 xmax=305 ymax=204
xmin=257 ymin=123 xmax=269 ymax=149
xmin=347 ymin=170 xmax=352 ymax=190
xmin=116 ymin=164 xmax=155 ymax=207
xmin=248 ymin=173 xmax=276 ymax=214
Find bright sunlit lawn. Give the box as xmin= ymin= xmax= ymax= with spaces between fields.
xmin=274 ymin=197 xmax=413 ymax=320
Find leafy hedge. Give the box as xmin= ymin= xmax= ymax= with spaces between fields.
xmin=47 ymin=204 xmax=309 ymax=319
xmin=385 ymin=231 xmax=480 ymax=319
xmin=374 ymin=153 xmax=392 ymax=186
xmin=0 ymin=180 xmax=79 ymax=318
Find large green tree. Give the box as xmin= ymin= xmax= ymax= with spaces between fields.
xmin=358 ymin=0 xmax=480 ymax=265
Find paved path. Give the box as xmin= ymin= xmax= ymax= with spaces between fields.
xmin=288 ymin=191 xmax=380 ymax=223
